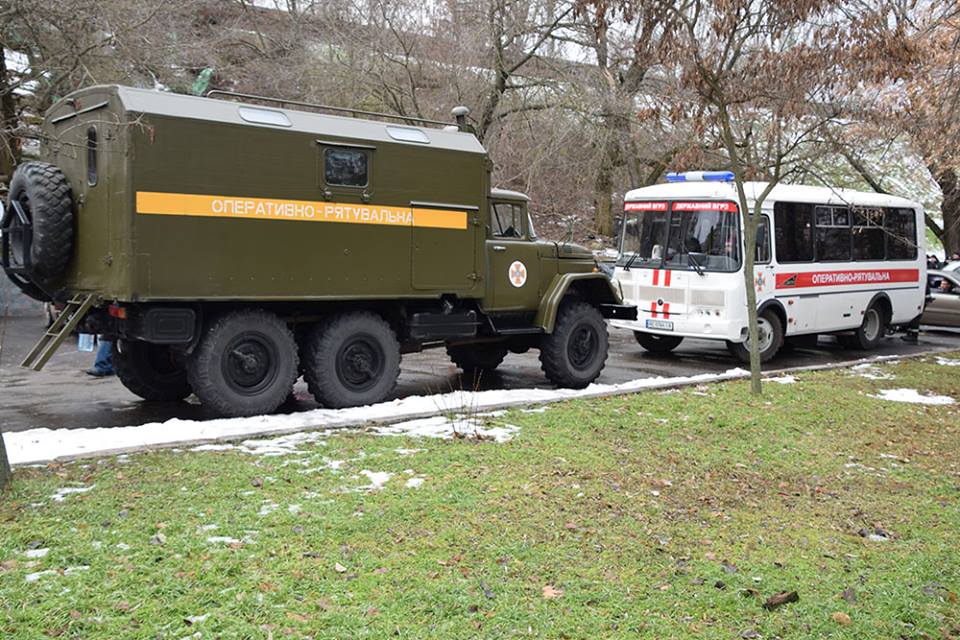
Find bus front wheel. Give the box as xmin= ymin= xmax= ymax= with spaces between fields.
xmin=634 ymin=332 xmax=683 ymax=353
xmin=727 ymin=309 xmax=784 ymax=364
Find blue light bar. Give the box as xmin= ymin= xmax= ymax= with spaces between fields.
xmin=665 ymin=171 xmax=735 ymax=183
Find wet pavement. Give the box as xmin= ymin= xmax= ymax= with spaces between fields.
xmin=2 ymin=314 xmax=959 ymax=433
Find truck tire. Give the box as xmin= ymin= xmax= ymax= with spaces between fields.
xmin=539 ymin=301 xmax=608 ymax=388
xmin=303 ymin=311 xmax=400 ymax=409
xmin=846 ymin=304 xmax=886 ymax=350
xmin=113 ymin=340 xmax=192 ymax=402
xmin=726 ymin=309 xmax=783 ymax=363
xmin=187 ymin=309 xmax=298 ymax=417
xmin=447 ymin=342 xmax=508 ymax=375
xmin=5 ymin=162 xmax=74 ymax=297
xmin=634 ymin=331 xmax=683 ymax=353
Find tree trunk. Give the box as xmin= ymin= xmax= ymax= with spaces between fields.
xmin=593 ymin=136 xmax=615 ymax=237
xmin=0 ymin=431 xmax=11 ymax=489
xmin=741 ymin=210 xmax=762 ymax=395
xmin=935 ymin=166 xmax=960 ymax=257
xmin=0 ymin=43 xmax=21 ymax=184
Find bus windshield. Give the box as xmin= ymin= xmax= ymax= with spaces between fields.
xmin=618 ymin=201 xmax=741 ymax=272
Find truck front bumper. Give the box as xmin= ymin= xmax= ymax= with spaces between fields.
xmin=599 ymin=304 xmax=638 ymax=321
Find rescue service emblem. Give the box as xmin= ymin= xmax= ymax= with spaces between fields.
xmin=509 ymin=261 xmax=527 ymax=288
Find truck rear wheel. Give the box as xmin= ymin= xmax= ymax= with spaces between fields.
xmin=303 ymin=311 xmax=400 ymax=409
xmin=114 ymin=340 xmax=191 ymax=402
xmin=187 ymin=309 xmax=298 ymax=417
xmin=539 ymin=301 xmax=608 ymax=388
xmin=634 ymin=331 xmax=683 ymax=353
xmin=447 ymin=342 xmax=508 ymax=375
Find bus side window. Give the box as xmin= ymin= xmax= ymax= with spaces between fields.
xmin=815 ymin=206 xmax=851 ymax=261
xmin=755 ymin=216 xmax=771 ymax=263
xmin=86 ymin=126 xmax=98 ymax=187
xmin=852 ymin=207 xmax=885 ymax=260
xmin=774 ymin=202 xmax=814 ymax=262
xmin=885 ymin=208 xmax=917 ymax=260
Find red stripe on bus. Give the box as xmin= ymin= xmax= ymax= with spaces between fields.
xmin=652 ymin=269 xmax=660 ymax=286
xmin=624 ymin=201 xmax=668 ymax=211
xmin=664 ymin=270 xmax=672 ymax=287
xmin=662 ymin=303 xmax=670 ymax=318
xmin=650 ymin=301 xmax=658 ymax=318
xmin=775 ymin=268 xmax=920 ymax=289
xmin=672 ymin=201 xmax=738 ymax=212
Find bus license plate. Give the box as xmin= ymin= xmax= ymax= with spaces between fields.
xmin=646 ymin=319 xmax=674 ymax=331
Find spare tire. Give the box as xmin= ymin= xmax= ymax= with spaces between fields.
xmin=3 ymin=162 xmax=74 ymax=298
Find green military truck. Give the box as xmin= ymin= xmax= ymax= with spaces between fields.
xmin=1 ymin=85 xmax=635 ymax=417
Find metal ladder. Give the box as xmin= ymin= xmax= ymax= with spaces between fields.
xmin=20 ymin=293 xmax=97 ymax=371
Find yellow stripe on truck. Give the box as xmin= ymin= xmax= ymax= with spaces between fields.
xmin=135 ymin=192 xmax=468 ymax=230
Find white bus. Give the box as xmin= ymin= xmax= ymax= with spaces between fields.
xmin=611 ymin=172 xmax=927 ymax=362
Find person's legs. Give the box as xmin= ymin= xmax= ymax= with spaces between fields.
xmin=87 ymin=338 xmax=114 ymax=376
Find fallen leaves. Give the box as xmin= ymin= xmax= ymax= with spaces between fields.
xmin=831 ymin=611 xmax=852 ymax=626
xmin=542 ymin=584 xmax=563 ymax=599
xmin=763 ymin=591 xmax=799 ymax=610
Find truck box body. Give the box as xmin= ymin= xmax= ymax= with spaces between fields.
xmin=42 ymin=86 xmax=488 ymax=302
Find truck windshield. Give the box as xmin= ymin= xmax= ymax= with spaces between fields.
xmin=618 ymin=201 xmax=741 ymax=272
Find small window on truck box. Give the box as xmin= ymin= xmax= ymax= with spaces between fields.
xmin=324 ymin=147 xmax=369 ymax=188
xmin=86 ymin=126 xmax=97 ymax=186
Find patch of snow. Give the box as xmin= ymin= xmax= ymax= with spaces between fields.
xmin=374 ymin=415 xmax=520 ymax=442
xmin=116 ymin=543 xmax=130 ymax=550
xmin=767 ymin=375 xmax=797 ymax=384
xmin=521 ymin=406 xmax=551 ymax=413
xmin=851 ymin=363 xmax=895 ymax=380
xmin=64 ymin=566 xmax=89 ymax=575
xmin=870 ymin=388 xmax=955 ymax=405
xmin=359 ymin=470 xmax=392 ymax=491
xmin=24 ymin=548 xmax=49 ymax=559
xmin=287 ymin=504 xmax=301 ymax=514
xmin=405 ymin=477 xmax=425 ymax=489
xmin=394 ymin=448 xmax=424 ymax=456
xmin=5 ymin=367 xmax=751 ymax=465
xmin=50 ymin=485 xmax=95 ymax=502
xmin=207 ymin=536 xmax=242 ymax=545
xmin=185 ymin=613 xmax=210 ymax=624
xmin=935 ymin=357 xmax=960 ymax=367
xmin=197 ymin=524 xmax=218 ymax=532
xmin=25 ymin=570 xmax=56 ymax=583
xmin=258 ymin=501 xmax=279 ymax=516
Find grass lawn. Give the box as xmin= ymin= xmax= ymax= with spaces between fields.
xmin=2 ymin=355 xmax=959 ymax=639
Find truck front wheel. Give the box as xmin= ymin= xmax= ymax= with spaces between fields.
xmin=539 ymin=301 xmax=609 ymax=388
xmin=187 ymin=309 xmax=298 ymax=417
xmin=303 ymin=311 xmax=401 ymax=409
xmin=114 ymin=340 xmax=192 ymax=402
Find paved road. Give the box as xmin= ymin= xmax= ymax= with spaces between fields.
xmin=2 ymin=314 xmax=959 ymax=433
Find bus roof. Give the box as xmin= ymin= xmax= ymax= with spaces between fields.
xmin=623 ymin=181 xmax=921 ymax=210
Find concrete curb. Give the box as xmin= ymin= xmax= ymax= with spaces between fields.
xmin=14 ymin=345 xmax=957 ymax=467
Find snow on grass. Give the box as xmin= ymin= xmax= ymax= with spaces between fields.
xmin=850 ymin=363 xmax=895 ymax=380
xmin=50 ymin=485 xmax=95 ymax=502
xmin=935 ymin=357 xmax=960 ymax=367
xmin=869 ymin=388 xmax=955 ymax=405
xmin=374 ymin=415 xmax=519 ymax=442
xmin=405 ymin=477 xmax=425 ymax=489
xmin=767 ymin=375 xmax=797 ymax=384
xmin=23 ymin=548 xmax=49 ymax=559
xmin=359 ymin=470 xmax=392 ymax=491
xmin=6 ymin=368 xmax=752 ymax=466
